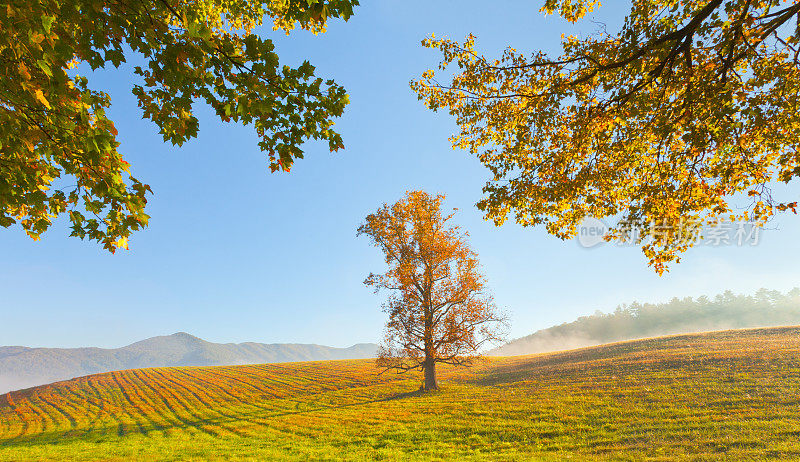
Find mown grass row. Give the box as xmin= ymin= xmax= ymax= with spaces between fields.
xmin=2 ymin=327 xmax=800 ymax=460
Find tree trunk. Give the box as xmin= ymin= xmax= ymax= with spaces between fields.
xmin=423 ymin=356 xmax=438 ymax=391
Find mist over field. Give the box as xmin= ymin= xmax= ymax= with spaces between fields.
xmin=492 ymin=288 xmax=800 ymax=356
xmin=0 ymin=378 xmax=35 ymax=396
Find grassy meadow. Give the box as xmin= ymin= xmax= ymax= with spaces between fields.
xmin=2 ymin=326 xmax=800 ymax=460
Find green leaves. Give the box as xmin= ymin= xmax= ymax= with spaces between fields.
xmin=541 ymin=0 xmax=602 ymax=22
xmin=1 ymin=0 xmax=359 ymax=251
xmin=40 ymin=14 xmax=55 ymax=33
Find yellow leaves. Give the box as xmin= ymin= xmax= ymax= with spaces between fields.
xmin=115 ymin=236 xmax=129 ymax=250
xmin=34 ymin=89 xmax=50 ymax=109
xmin=413 ymin=0 xmax=800 ymax=273
xmin=541 ymin=0 xmax=602 ymax=23
xmin=37 ymin=174 xmax=53 ymax=191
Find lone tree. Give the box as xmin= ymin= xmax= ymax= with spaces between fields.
xmin=358 ymin=190 xmax=506 ymax=391
xmin=1 ymin=0 xmax=358 ymax=251
xmin=413 ymin=0 xmax=800 ymax=273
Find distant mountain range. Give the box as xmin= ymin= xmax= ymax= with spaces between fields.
xmin=0 ymin=333 xmax=378 ymax=394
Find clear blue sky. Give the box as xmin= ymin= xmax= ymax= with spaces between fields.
xmin=3 ymin=1 xmax=800 ymax=349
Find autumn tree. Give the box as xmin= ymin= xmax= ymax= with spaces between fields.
xmin=1 ymin=0 xmax=358 ymax=251
xmin=413 ymin=0 xmax=800 ymax=273
xmin=358 ymin=190 xmax=506 ymax=391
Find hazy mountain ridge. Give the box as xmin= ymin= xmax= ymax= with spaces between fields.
xmin=0 ymin=333 xmax=378 ymax=394
xmin=491 ymin=288 xmax=800 ymax=357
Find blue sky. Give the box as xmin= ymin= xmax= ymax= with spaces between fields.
xmin=3 ymin=1 xmax=800 ymax=349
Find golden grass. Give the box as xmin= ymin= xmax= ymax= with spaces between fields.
xmin=2 ymin=326 xmax=800 ymax=460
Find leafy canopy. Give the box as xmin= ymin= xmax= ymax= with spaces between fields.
xmin=358 ymin=190 xmax=506 ymax=389
xmin=413 ymin=0 xmax=800 ymax=273
xmin=1 ymin=0 xmax=357 ymax=251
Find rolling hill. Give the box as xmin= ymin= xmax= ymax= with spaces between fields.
xmin=1 ymin=326 xmax=799 ymax=460
xmin=0 ymin=333 xmax=377 ymax=394
xmin=491 ymin=288 xmax=800 ymax=356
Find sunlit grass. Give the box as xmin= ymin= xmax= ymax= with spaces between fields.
xmin=2 ymin=327 xmax=800 ymax=460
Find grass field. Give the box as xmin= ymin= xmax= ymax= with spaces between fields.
xmin=2 ymin=326 xmax=800 ymax=461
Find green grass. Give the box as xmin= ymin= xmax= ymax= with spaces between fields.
xmin=2 ymin=326 xmax=800 ymax=460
